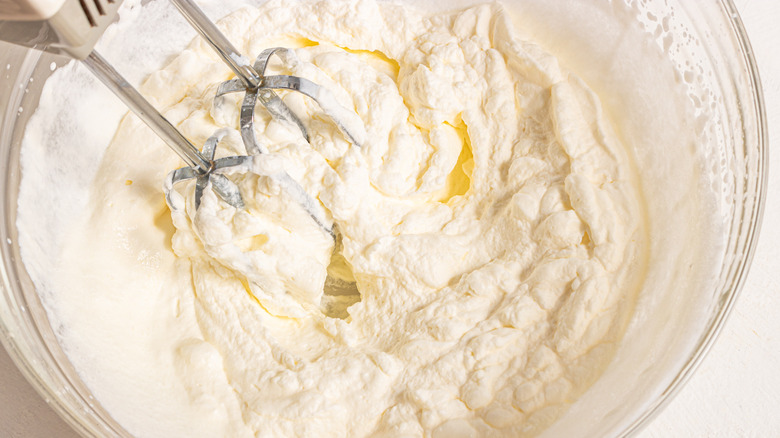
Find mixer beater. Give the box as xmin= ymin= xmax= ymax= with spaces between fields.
xmin=0 ymin=0 xmax=362 ymax=217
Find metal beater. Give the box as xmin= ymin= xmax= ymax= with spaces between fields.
xmin=0 ymin=0 xmax=360 ymax=298
xmin=0 ymin=0 xmax=360 ymax=209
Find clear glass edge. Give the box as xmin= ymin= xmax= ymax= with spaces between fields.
xmin=0 ymin=48 xmax=130 ymax=438
xmin=0 ymin=49 xmax=100 ymax=437
xmin=617 ymin=0 xmax=769 ymax=435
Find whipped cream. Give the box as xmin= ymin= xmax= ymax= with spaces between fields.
xmin=19 ymin=0 xmax=646 ymax=436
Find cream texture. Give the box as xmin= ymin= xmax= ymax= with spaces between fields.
xmin=23 ymin=0 xmax=645 ymax=436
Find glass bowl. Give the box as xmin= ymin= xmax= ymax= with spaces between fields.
xmin=0 ymin=0 xmax=766 ymax=436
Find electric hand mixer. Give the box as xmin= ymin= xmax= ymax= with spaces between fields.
xmin=0 ymin=0 xmax=361 ymax=298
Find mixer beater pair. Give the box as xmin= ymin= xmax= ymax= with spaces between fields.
xmin=0 ymin=0 xmax=360 ymax=223
xmin=1 ymin=0 xmax=363 ymax=298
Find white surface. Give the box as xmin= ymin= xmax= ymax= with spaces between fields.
xmin=1 ymin=0 xmax=778 ymax=436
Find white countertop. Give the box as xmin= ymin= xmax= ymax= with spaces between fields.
xmin=2 ymin=1 xmax=778 ymax=436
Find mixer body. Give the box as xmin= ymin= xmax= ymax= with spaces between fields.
xmin=0 ymin=0 xmax=122 ymax=59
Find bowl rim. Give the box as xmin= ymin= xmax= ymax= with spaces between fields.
xmin=0 ymin=47 xmax=132 ymax=437
xmin=0 ymin=0 xmax=770 ymax=436
xmin=616 ymin=0 xmax=769 ymax=435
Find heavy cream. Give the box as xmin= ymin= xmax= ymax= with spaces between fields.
xmin=18 ymin=0 xmax=648 ymax=436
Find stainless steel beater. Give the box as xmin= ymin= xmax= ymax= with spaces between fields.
xmin=0 ymin=0 xmax=360 ymax=298
xmin=0 ymin=0 xmax=242 ymax=208
xmin=165 ymin=0 xmax=363 ymax=232
xmin=0 ymin=0 xmax=361 ymax=213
